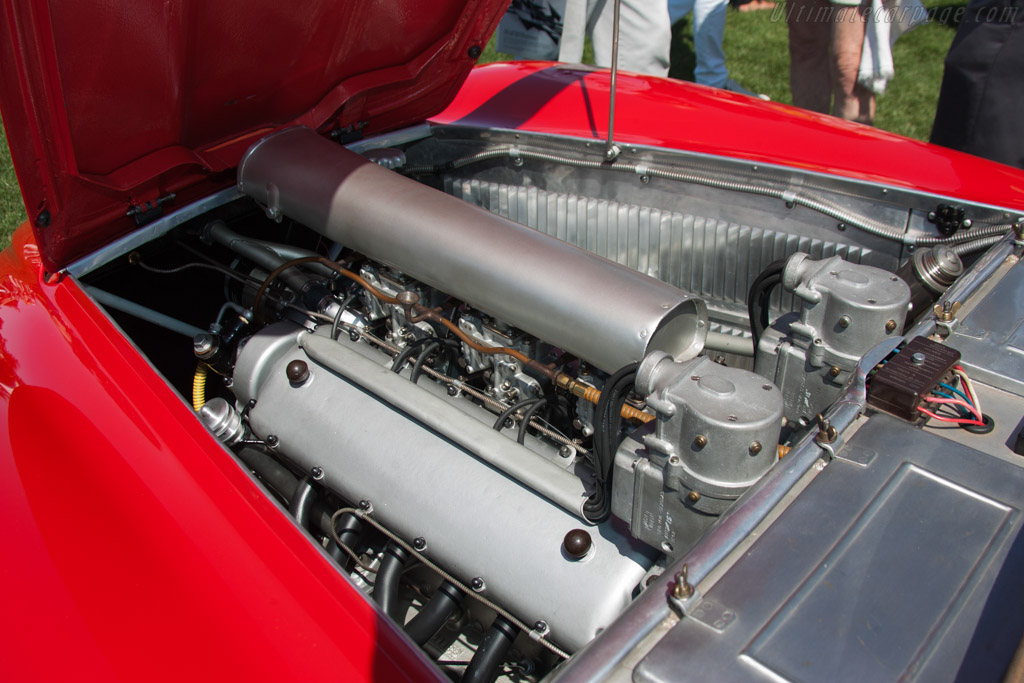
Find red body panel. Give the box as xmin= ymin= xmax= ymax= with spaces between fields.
xmin=0 ymin=0 xmax=507 ymax=273
xmin=0 ymin=224 xmax=441 ymax=682
xmin=432 ymin=62 xmax=1024 ymax=212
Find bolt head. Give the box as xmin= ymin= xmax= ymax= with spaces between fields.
xmin=885 ymin=319 xmax=898 ymax=333
xmin=310 ymin=466 xmax=324 ymax=480
xmin=446 ymin=385 xmax=459 ymax=397
xmin=838 ymin=315 xmax=851 ymax=328
xmin=413 ymin=537 xmax=427 ymax=551
xmin=687 ymin=491 xmax=701 ymax=503
xmin=828 ymin=365 xmax=841 ymax=378
xmin=470 ymin=577 xmax=486 ymax=592
xmin=694 ymin=434 xmax=708 ymax=449
xmin=749 ymin=441 xmax=763 ymax=455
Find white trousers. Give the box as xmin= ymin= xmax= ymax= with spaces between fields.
xmin=558 ymin=0 xmax=672 ymax=76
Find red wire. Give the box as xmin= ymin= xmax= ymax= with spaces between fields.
xmin=917 ymin=405 xmax=983 ymax=425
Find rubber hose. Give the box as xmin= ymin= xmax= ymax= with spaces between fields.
xmin=373 ymin=543 xmax=409 ymax=622
xmin=404 ymin=581 xmax=464 ymax=645
xmin=517 ymin=398 xmax=548 ymax=444
xmin=236 ymin=446 xmax=300 ymax=502
xmin=462 ymin=615 xmax=519 ymax=683
xmin=192 ymin=363 xmax=208 ymax=411
xmin=288 ymin=476 xmax=316 ymax=531
xmin=326 ymin=513 xmax=365 ymax=566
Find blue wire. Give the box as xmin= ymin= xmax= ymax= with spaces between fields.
xmin=938 ymin=382 xmax=972 ymax=405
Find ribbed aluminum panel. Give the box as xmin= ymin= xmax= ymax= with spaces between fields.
xmin=444 ymin=177 xmax=875 ymax=315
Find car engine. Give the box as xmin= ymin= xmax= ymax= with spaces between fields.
xmin=74 ymin=123 xmax=1020 ymax=681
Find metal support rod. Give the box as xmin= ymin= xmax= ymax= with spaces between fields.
xmin=604 ymin=0 xmax=622 ymax=162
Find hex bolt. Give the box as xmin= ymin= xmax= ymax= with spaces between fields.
xmin=838 ymin=315 xmax=851 ymax=329
xmin=310 ymin=466 xmax=324 ymax=480
xmin=470 ymin=577 xmax=486 ymax=592
xmin=687 ymin=491 xmax=701 ymax=503
xmin=558 ymin=445 xmax=575 ymax=458
xmin=266 ymin=434 xmax=279 ymax=448
xmin=446 ymin=385 xmax=459 ymax=397
xmin=694 ymin=434 xmax=708 ymax=448
xmin=828 ymin=365 xmax=841 ymax=378
xmin=413 ymin=537 xmax=427 ymax=552
xmin=533 ymin=620 xmax=549 ymax=634
xmin=885 ymin=319 xmax=898 ymax=333
xmin=749 ymin=441 xmax=763 ymax=455
xmin=193 ymin=333 xmax=217 ymax=359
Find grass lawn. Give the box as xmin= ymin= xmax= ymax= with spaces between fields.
xmin=1 ymin=0 xmax=962 ymax=250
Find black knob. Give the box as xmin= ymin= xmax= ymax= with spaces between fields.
xmin=563 ymin=529 xmax=592 ymax=559
xmin=286 ymin=360 xmax=309 ymax=384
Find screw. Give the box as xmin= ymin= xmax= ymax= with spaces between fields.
xmin=358 ymin=499 xmax=372 ymax=511
xmin=470 ymin=577 xmax=486 ymax=592
xmin=694 ymin=434 xmax=708 ymax=448
xmin=558 ymin=445 xmax=574 ymax=458
xmin=500 ymin=380 xmax=512 ymax=391
xmin=962 ymin=218 xmax=973 ymax=229
xmin=467 ymin=45 xmax=482 ymax=59
xmin=885 ymin=319 xmax=898 ymax=333
xmin=828 ymin=365 xmax=841 ymax=378
xmin=533 ymin=620 xmax=549 ymax=634
xmin=669 ymin=455 xmax=680 ymax=465
xmin=266 ymin=434 xmax=279 ymax=448
xmin=672 ymin=564 xmax=694 ymax=599
xmin=838 ymin=315 xmax=851 ymax=328
xmin=446 ymin=385 xmax=459 ymax=397
xmin=687 ymin=491 xmax=701 ymax=503
xmin=310 ymin=466 xmax=324 ymax=480
xmin=749 ymin=441 xmax=763 ymax=455
xmin=413 ymin=537 xmax=427 ymax=552
xmin=911 ymin=352 xmax=927 ymax=366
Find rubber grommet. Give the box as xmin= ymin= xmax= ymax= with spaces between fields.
xmin=961 ymin=413 xmax=995 ymax=434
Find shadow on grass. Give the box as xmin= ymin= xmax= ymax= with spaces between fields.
xmin=669 ymin=18 xmax=697 ymax=81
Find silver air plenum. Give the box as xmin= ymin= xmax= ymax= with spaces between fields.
xmin=238 ymin=127 xmax=707 ymax=372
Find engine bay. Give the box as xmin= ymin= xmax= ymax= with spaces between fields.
xmin=72 ymin=124 xmax=1024 ymax=681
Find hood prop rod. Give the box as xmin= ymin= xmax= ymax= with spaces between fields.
xmin=604 ymin=0 xmax=622 ymax=162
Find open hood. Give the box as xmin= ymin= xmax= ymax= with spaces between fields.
xmin=0 ymin=0 xmax=508 ymax=272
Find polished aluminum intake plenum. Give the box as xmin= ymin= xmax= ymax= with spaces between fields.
xmin=238 ymin=127 xmax=707 ymax=372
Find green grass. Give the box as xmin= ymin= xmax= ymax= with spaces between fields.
xmin=0 ymin=3 xmax=961 ymax=250
xmin=1 ymin=120 xmax=26 ymax=250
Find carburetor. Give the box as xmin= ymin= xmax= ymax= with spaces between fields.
xmin=612 ymin=352 xmax=784 ymax=555
xmin=755 ymin=253 xmax=910 ymax=424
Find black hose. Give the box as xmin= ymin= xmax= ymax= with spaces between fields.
xmin=493 ymin=397 xmax=543 ymax=431
xmin=288 ymin=476 xmax=316 ymax=531
xmin=747 ymin=259 xmax=787 ymax=348
xmin=404 ymin=581 xmax=464 ymax=645
xmin=236 ymin=446 xmax=300 ymax=501
xmin=516 ymin=398 xmax=548 ymax=444
xmin=410 ymin=341 xmax=441 ymax=384
xmin=373 ymin=543 xmax=410 ymax=622
xmin=326 ymin=512 xmax=365 ymax=566
xmin=586 ymin=362 xmax=640 ymax=523
xmin=462 ymin=615 xmax=519 ymax=683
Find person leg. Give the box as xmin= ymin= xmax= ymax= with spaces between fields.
xmin=788 ymin=0 xmax=833 ymax=113
xmin=589 ymin=0 xmax=672 ymax=75
xmin=693 ymin=0 xmax=730 ymax=87
xmin=830 ymin=3 xmax=875 ymax=123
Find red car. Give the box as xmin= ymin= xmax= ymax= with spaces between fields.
xmin=3 ymin=1 xmax=1024 ymax=681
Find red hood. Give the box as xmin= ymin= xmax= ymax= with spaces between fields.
xmin=0 ymin=0 xmax=508 ymax=272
